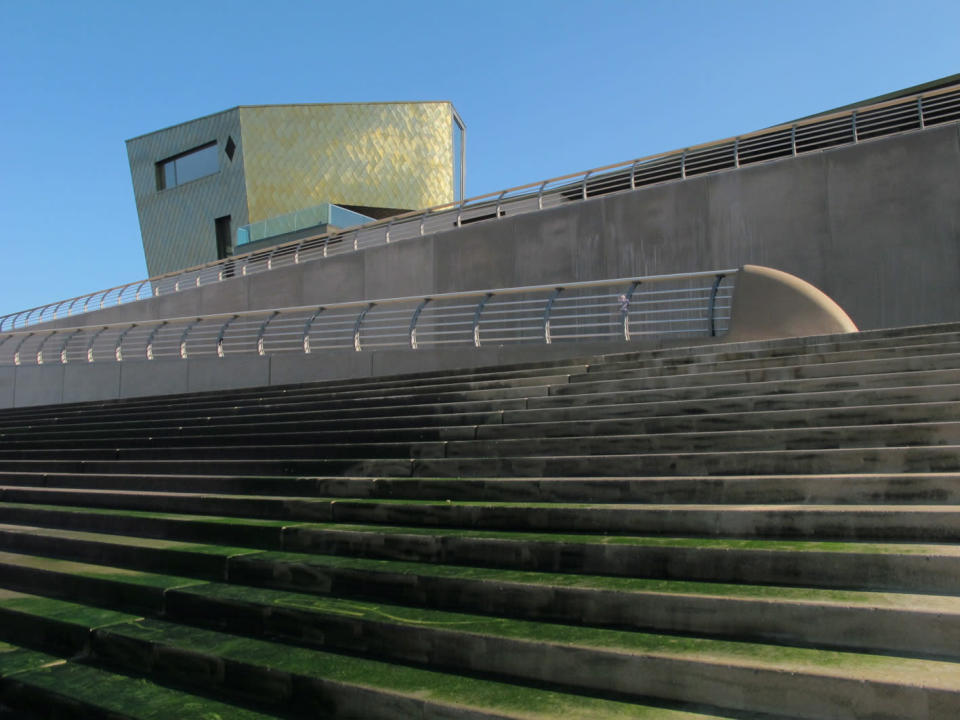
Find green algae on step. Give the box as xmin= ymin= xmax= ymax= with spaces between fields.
xmin=87 ymin=618 xmax=787 ymax=720
xmin=3 ymin=659 xmax=282 ymax=720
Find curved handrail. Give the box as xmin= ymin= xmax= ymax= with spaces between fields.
xmin=3 ymin=80 xmax=958 ymax=332
xmin=0 ymin=270 xmax=738 ymax=366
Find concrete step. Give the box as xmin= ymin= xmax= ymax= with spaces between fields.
xmin=3 ymin=505 xmax=960 ymax=593
xmin=0 ymin=589 xmax=747 ymax=720
xmin=0 ymin=635 xmax=277 ymax=720
xmin=580 ymin=336 xmax=960 ymax=382
xmin=3 ymin=444 xmax=960 ymax=477
xmin=3 ymin=470 xmax=960 ymax=504
xmin=1 ymin=420 xmax=956 ymax=464
xmin=4 ymin=488 xmax=960 ymax=542
xmin=5 ymin=399 xmax=960 ymax=452
xmin=1 ymin=543 xmax=958 ymax=660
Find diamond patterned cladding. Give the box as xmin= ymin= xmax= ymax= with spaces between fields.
xmin=126 ymin=108 xmax=249 ymax=277
xmin=238 ymin=103 xmax=454 ymax=225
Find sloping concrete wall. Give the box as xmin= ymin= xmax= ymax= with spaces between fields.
xmin=39 ymin=123 xmax=960 ymax=333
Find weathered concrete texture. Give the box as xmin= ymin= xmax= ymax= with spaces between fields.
xmin=32 ymin=124 xmax=960 ymax=334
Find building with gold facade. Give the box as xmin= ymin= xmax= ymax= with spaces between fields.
xmin=126 ymin=102 xmax=465 ymax=277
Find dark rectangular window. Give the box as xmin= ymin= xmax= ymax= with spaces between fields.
xmin=156 ymin=142 xmax=218 ymax=190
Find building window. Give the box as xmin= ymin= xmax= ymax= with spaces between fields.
xmin=156 ymin=142 xmax=219 ymax=190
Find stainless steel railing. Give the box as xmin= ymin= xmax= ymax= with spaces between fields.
xmin=4 ymin=81 xmax=957 ymax=333
xmin=0 ymin=271 xmax=736 ymax=366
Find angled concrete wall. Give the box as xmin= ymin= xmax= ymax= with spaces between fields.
xmin=38 ymin=122 xmax=960 ymax=333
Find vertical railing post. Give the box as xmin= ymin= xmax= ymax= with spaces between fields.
xmin=354 ymin=304 xmax=374 ymax=351
xmin=542 ymin=288 xmax=563 ymax=344
xmin=256 ymin=312 xmax=279 ymax=356
xmin=473 ymin=293 xmax=493 ymax=348
xmin=114 ymin=324 xmax=136 ymax=362
xmin=409 ymin=299 xmax=430 ymax=349
xmin=709 ymin=274 xmax=725 ymax=337
xmin=145 ymin=321 xmax=167 ymax=360
xmin=791 ymin=124 xmax=798 ymax=156
xmin=216 ymin=315 xmax=238 ymax=358
xmin=302 ymin=307 xmax=325 ymax=354
xmin=179 ymin=320 xmax=201 ymax=359
xmin=621 ymin=281 xmax=640 ymax=341
xmin=852 ymin=110 xmax=859 ymax=143
xmin=918 ymin=96 xmax=926 ymax=128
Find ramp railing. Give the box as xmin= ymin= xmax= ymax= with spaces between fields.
xmin=0 ymin=271 xmax=736 ymax=366
xmin=3 ymin=81 xmax=957 ymax=333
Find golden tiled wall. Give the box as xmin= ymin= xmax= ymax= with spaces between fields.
xmin=239 ymin=103 xmax=455 ymax=224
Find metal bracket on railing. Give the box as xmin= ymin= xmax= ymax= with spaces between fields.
xmin=86 ymin=327 xmax=107 ymax=363
xmin=267 ymin=248 xmax=277 ymax=270
xmin=352 ymin=230 xmax=360 ymax=252
xmin=35 ymin=332 xmax=55 ymax=365
xmin=629 ymin=161 xmax=638 ymax=190
xmin=322 ymin=236 xmax=331 ymax=258
xmin=581 ymin=172 xmax=591 ymax=201
xmin=495 ymin=191 xmax=507 ymax=218
xmin=385 ymin=217 xmax=395 ymax=242
xmin=354 ymin=304 xmax=374 ymax=352
xmin=302 ymin=307 xmax=325 ymax=354
xmin=22 ymin=308 xmax=38 ymax=327
xmin=194 ymin=274 xmax=201 ymax=288
xmin=790 ymin=124 xmax=798 ymax=156
xmin=455 ymin=203 xmax=463 ymax=228
xmin=179 ymin=320 xmax=201 ymax=359
xmin=543 ymin=288 xmax=563 ymax=344
xmin=680 ymin=150 xmax=687 ymax=179
xmin=733 ymin=138 xmax=740 ymax=168
xmin=134 ymin=280 xmax=150 ymax=302
xmin=256 ymin=312 xmax=279 ymax=356
xmin=51 ymin=300 xmax=67 ymax=320
xmin=537 ymin=180 xmax=548 ymax=210
xmin=419 ymin=211 xmax=428 ymax=236
xmin=621 ymin=281 xmax=640 ymax=341
xmin=66 ymin=297 xmax=82 ymax=318
xmin=473 ymin=293 xmax=493 ymax=348
xmin=12 ymin=333 xmax=33 ymax=366
xmin=216 ymin=315 xmax=238 ymax=358
xmin=294 ymin=240 xmax=303 ymax=264
xmin=59 ymin=328 xmax=82 ymax=364
xmin=145 ymin=322 xmax=167 ymax=360
xmin=708 ymin=274 xmax=725 ymax=337
xmin=409 ymin=298 xmax=430 ymax=349
xmin=918 ymin=97 xmax=926 ymax=128
xmin=114 ymin=324 xmax=136 ymax=362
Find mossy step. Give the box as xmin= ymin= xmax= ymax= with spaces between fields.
xmin=0 ymin=502 xmax=309 ymax=549
xmin=4 ymin=541 xmax=959 ymax=659
xmin=0 ymin=593 xmax=742 ymax=720
xmin=0 ymin=643 xmax=287 ymax=719
xmin=0 ymin=550 xmax=206 ymax=614
xmin=0 ymin=522 xmax=260 ymax=578
xmin=279 ymin=522 xmax=960 ymax=593
xmin=5 ymin=488 xmax=960 ymax=541
xmin=89 ymin=615 xmax=960 ymax=720
xmin=3 ymin=470 xmax=959 ymax=505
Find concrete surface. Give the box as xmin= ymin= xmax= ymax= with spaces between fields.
xmin=30 ymin=124 xmax=960 ymax=335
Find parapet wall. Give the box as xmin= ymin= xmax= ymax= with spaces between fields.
xmin=38 ymin=122 xmax=960 ymax=333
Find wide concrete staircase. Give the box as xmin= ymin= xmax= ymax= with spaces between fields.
xmin=1 ymin=322 xmax=960 ymax=718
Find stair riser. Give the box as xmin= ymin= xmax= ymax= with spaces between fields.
xmin=4 ymin=471 xmax=960 ymax=504
xmin=284 ymin=528 xmax=960 ymax=594
xmin=4 ymin=490 xmax=960 ymax=541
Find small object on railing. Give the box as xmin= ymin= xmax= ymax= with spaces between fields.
xmin=409 ymin=299 xmax=430 ymax=349
xmin=86 ymin=327 xmax=107 ymax=363
xmin=473 ymin=293 xmax=494 ymax=348
xmin=708 ymin=274 xmax=725 ymax=337
xmin=179 ymin=320 xmax=201 ymax=359
xmin=543 ymin=288 xmax=563 ymax=344
xmin=145 ymin=322 xmax=167 ymax=361
xmin=302 ymin=307 xmax=325 ymax=354
xmin=217 ymin=316 xmax=238 ymax=358
xmin=13 ymin=332 xmax=33 ymax=366
xmin=354 ymin=304 xmax=374 ymax=352
xmin=59 ymin=328 xmax=81 ymax=364
xmin=256 ymin=312 xmax=279 ymax=356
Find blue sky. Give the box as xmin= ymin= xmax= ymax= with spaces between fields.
xmin=1 ymin=0 xmax=958 ymax=316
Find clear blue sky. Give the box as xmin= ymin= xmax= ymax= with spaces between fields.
xmin=1 ymin=0 xmax=958 ymax=316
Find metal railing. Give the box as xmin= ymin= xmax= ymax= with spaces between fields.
xmin=4 ymin=82 xmax=958 ymax=333
xmin=0 ymin=271 xmax=736 ymax=366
